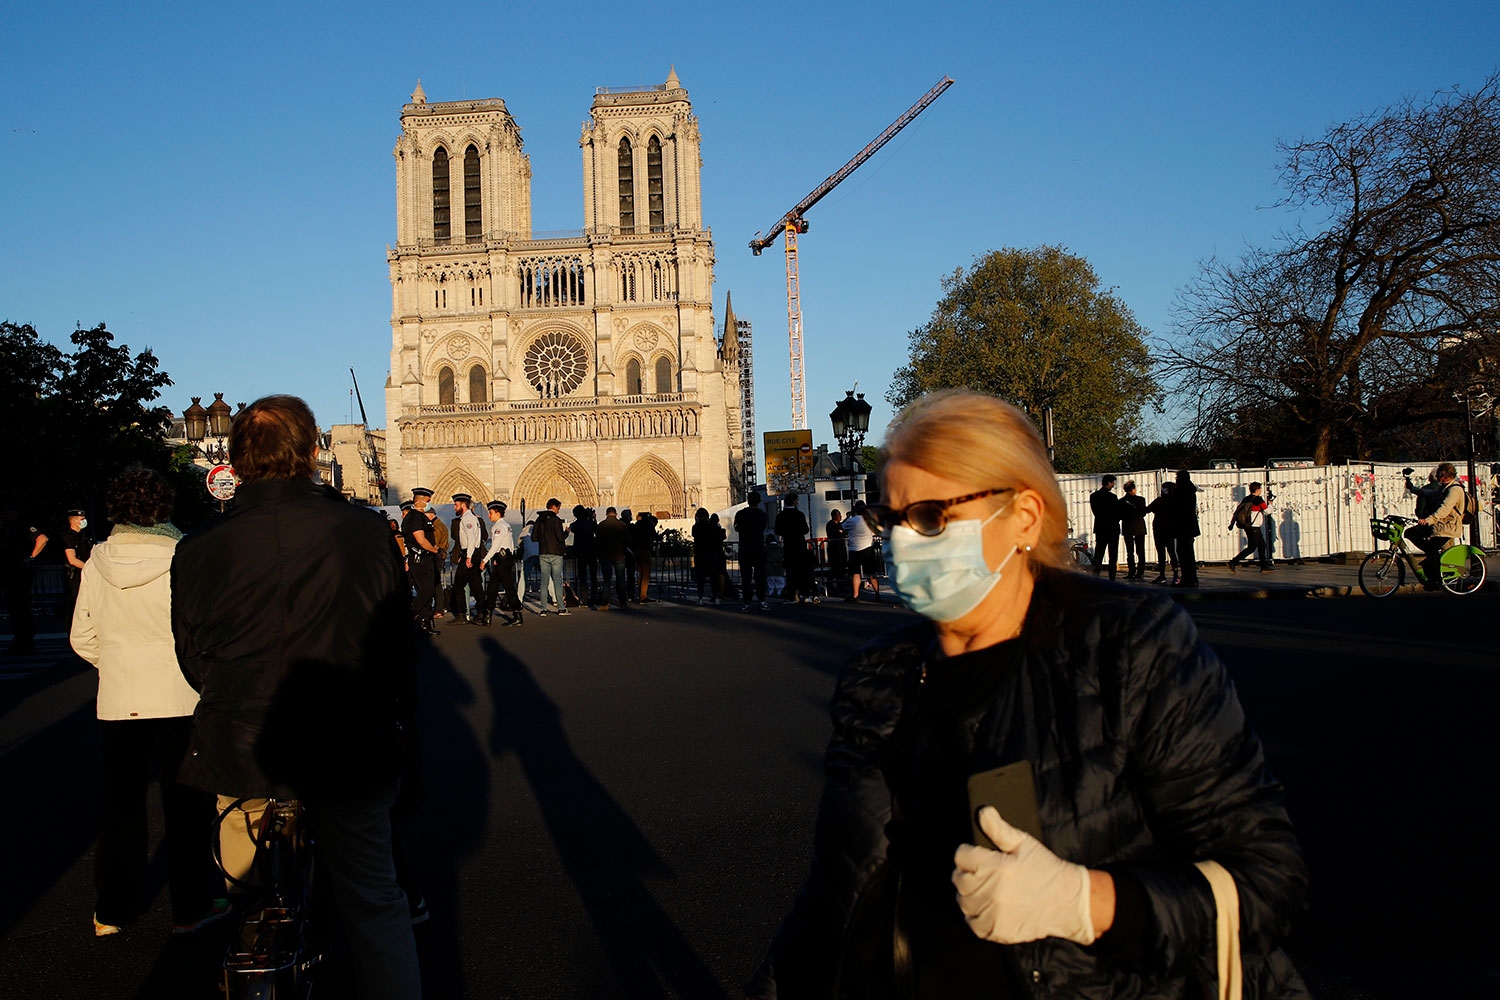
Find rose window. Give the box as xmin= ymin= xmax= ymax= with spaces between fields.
xmin=524 ymin=332 xmax=589 ymax=398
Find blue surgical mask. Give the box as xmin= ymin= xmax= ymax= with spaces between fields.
xmin=883 ymin=506 xmax=1019 ymax=622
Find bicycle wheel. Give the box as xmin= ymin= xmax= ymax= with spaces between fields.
xmin=1358 ymin=549 xmax=1404 ymax=598
xmin=1439 ymin=547 xmax=1487 ymax=596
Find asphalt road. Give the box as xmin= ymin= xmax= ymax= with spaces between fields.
xmin=1 ymin=591 xmax=1495 ymax=999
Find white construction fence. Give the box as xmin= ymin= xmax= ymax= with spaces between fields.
xmin=1059 ymin=462 xmax=1496 ymax=563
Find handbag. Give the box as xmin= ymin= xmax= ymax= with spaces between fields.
xmin=1194 ymin=860 xmax=1243 ymax=1000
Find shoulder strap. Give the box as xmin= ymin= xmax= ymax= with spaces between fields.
xmin=1194 ymin=860 xmax=1242 ymax=1000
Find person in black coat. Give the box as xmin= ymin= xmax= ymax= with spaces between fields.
xmin=1145 ymin=481 xmax=1179 ymax=584
xmin=1169 ymin=469 xmax=1202 ymax=587
xmin=750 ymin=390 xmax=1307 ymax=1000
xmin=172 ymin=396 xmax=420 ymax=1000
xmin=1088 ymin=475 xmax=1121 ymax=580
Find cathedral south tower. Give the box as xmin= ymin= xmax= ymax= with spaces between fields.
xmin=384 ymin=70 xmax=743 ymax=514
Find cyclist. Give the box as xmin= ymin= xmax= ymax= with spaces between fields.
xmin=1404 ymin=463 xmax=1466 ymax=588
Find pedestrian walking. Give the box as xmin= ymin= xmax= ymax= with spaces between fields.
xmin=481 ymin=500 xmax=522 ymax=626
xmin=844 ymin=499 xmax=880 ymax=602
xmin=1227 ymin=482 xmax=1273 ymax=573
xmin=1118 ymin=481 xmax=1148 ymax=579
xmin=750 ymin=388 xmax=1308 ymax=999
xmin=70 ymin=466 xmax=226 ymax=938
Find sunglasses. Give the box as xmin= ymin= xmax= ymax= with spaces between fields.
xmin=866 ymin=488 xmax=1013 ymax=537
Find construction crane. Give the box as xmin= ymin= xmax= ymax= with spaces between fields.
xmin=350 ymin=368 xmax=386 ymax=499
xmin=750 ymin=75 xmax=954 ymax=430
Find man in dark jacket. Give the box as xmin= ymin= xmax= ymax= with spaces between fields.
xmin=594 ymin=507 xmax=631 ymax=609
xmin=1088 ymin=475 xmax=1121 ymax=580
xmin=532 ymin=498 xmax=569 ymax=615
xmin=1170 ymin=469 xmax=1202 ymax=586
xmin=570 ymin=505 xmax=599 ymax=606
xmin=734 ymin=492 xmax=770 ymax=610
xmin=172 ymin=395 xmax=420 ymax=1000
xmin=630 ymin=510 xmax=660 ymax=602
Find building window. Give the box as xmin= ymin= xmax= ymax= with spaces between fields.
xmin=618 ymin=137 xmax=634 ymax=233
xmin=469 ymin=364 xmax=487 ymax=404
xmin=647 ymin=136 xmax=664 ymax=231
xmin=625 ymin=358 xmax=642 ymax=396
xmin=523 ymin=331 xmax=589 ymax=399
xmin=655 ymin=357 xmax=672 ymax=394
xmin=464 ymin=145 xmax=481 ymax=242
xmin=438 ymin=365 xmax=455 ymax=406
xmin=432 ymin=148 xmax=451 ymax=245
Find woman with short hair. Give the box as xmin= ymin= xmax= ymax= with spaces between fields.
xmin=750 ymin=389 xmax=1308 ymax=999
xmin=70 ymin=466 xmax=225 ymax=937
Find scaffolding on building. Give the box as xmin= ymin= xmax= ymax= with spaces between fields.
xmin=737 ymin=317 xmax=757 ymax=489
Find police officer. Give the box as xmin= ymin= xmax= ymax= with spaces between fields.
xmin=481 ymin=501 xmax=523 ymax=626
xmin=449 ymin=494 xmax=486 ymax=624
xmin=401 ymin=488 xmax=441 ymax=634
xmin=60 ymin=507 xmax=94 ymax=613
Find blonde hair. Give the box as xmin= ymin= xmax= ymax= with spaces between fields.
xmin=880 ymin=389 xmax=1071 ymax=570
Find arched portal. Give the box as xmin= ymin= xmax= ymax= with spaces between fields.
xmin=617 ymin=454 xmax=685 ymax=518
xmin=512 ymin=449 xmax=599 ymax=510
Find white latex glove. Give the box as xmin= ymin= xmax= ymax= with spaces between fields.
xmin=952 ymin=806 xmax=1096 ymax=945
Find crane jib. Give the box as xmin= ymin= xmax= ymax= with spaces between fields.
xmin=747 ymin=75 xmax=954 ymax=254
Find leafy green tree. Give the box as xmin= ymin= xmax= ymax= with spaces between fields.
xmin=0 ymin=321 xmax=193 ymax=530
xmin=888 ymin=247 xmax=1159 ymax=472
xmin=1164 ymin=73 xmax=1500 ymax=464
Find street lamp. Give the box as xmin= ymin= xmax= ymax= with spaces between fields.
xmin=829 ymin=389 xmax=873 ymax=502
xmin=184 ymin=392 xmax=233 ymax=464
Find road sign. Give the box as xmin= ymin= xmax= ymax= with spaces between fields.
xmin=764 ymin=429 xmax=814 ymax=495
xmin=206 ymin=464 xmax=239 ymax=501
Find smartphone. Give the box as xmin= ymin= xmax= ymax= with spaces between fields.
xmin=967 ymin=760 xmax=1044 ymax=849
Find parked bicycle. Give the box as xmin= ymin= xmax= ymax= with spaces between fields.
xmin=1358 ymin=515 xmax=1487 ymax=597
xmin=217 ymin=798 xmax=322 ymax=1000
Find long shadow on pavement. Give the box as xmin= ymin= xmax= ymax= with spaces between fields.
xmin=481 ymin=636 xmax=727 ymax=1000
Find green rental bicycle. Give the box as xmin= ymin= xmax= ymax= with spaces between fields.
xmin=1358 ymin=515 xmax=1488 ymax=598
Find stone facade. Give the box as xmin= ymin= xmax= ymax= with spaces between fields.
xmin=384 ymin=71 xmax=743 ymax=515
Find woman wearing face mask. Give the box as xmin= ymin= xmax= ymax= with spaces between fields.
xmin=747 ymin=390 xmax=1308 ymax=1000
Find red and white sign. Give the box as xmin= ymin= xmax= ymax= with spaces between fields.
xmin=206 ymin=464 xmax=239 ymax=501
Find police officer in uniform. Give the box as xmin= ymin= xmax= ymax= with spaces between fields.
xmin=401 ymin=488 xmax=441 ymax=634
xmin=60 ymin=507 xmax=94 ymax=613
xmin=481 ymin=501 xmax=522 ymax=626
xmin=449 ymin=494 xmax=486 ymax=625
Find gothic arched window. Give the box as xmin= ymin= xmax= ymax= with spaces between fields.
xmin=625 ymin=358 xmax=642 ymax=396
xmin=618 ymin=137 xmax=635 ymax=233
xmin=469 ymin=364 xmax=487 ymax=404
xmin=647 ymin=136 xmax=664 ymax=231
xmin=438 ymin=365 xmax=455 ymax=406
xmin=464 ymin=145 xmax=482 ymax=242
xmin=655 ymin=357 xmax=672 ymax=394
xmin=432 ymin=148 xmax=451 ymax=245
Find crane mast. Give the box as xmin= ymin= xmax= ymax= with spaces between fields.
xmin=750 ymin=76 xmax=954 ymax=430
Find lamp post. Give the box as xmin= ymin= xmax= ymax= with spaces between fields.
xmin=183 ymin=393 xmax=234 ymax=465
xmin=829 ymin=389 xmax=872 ymax=503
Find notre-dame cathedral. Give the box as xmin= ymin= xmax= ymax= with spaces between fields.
xmin=383 ymin=69 xmax=746 ymax=515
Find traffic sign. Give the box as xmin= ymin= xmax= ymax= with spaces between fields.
xmin=206 ymin=464 xmax=239 ymax=501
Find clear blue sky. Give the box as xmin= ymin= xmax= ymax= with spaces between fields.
xmin=3 ymin=1 xmax=1496 ymax=448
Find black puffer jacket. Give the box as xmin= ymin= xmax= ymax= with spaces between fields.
xmin=751 ymin=569 xmax=1309 ymax=999
xmin=172 ymin=479 xmax=416 ymax=800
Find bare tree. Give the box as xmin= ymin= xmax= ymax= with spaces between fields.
xmin=1164 ymin=73 xmax=1500 ymax=463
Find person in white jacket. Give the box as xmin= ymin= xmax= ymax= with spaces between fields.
xmin=70 ymin=466 xmax=225 ymax=938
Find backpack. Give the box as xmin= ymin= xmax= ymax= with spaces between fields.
xmin=1232 ymin=498 xmax=1254 ymax=530
xmin=1460 ymin=486 xmax=1479 ymax=526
